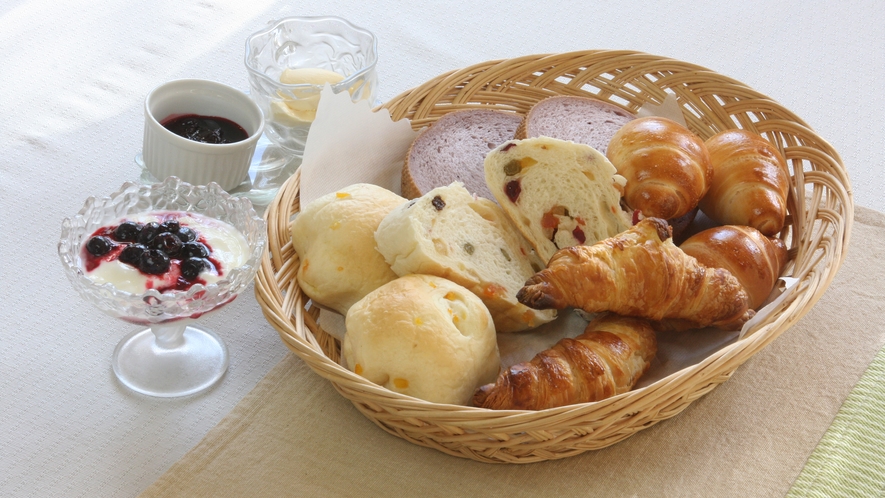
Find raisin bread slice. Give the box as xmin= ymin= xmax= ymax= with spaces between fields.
xmin=402 ymin=109 xmax=522 ymax=201
xmin=374 ymin=182 xmax=556 ymax=333
xmin=516 ymin=96 xmax=635 ymax=155
xmin=484 ymin=136 xmax=632 ymax=264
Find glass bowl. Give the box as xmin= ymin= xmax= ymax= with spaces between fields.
xmin=58 ymin=176 xmax=267 ymax=397
xmin=244 ymin=16 xmax=378 ymax=156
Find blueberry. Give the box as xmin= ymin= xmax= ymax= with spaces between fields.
xmin=118 ymin=243 xmax=147 ymax=266
xmin=180 ymin=241 xmax=209 ymax=259
xmin=160 ymin=220 xmax=180 ymax=234
xmin=139 ymin=248 xmax=170 ymax=275
xmin=153 ymin=232 xmax=183 ymax=257
xmin=113 ymin=221 xmax=142 ymax=242
xmin=85 ymin=236 xmax=114 ymax=256
xmin=180 ymin=257 xmax=207 ymax=280
xmin=176 ymin=226 xmax=197 ymax=243
xmin=137 ymin=222 xmax=161 ymax=245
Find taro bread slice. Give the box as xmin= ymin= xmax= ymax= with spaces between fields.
xmin=374 ymin=182 xmax=556 ymax=333
xmin=484 ymin=136 xmax=632 ymax=264
xmin=516 ymin=96 xmax=635 ymax=155
xmin=402 ymin=109 xmax=522 ymax=201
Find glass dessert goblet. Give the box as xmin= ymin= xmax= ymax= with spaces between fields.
xmin=58 ymin=177 xmax=267 ymax=397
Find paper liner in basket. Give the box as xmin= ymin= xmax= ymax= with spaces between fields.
xmin=299 ymin=84 xmax=418 ymax=207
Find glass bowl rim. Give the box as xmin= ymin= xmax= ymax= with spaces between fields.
xmin=58 ymin=176 xmax=267 ymax=309
xmin=243 ymin=15 xmax=379 ymax=92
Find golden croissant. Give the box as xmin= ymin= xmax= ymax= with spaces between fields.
xmin=680 ymin=225 xmax=788 ymax=310
xmin=606 ymin=116 xmax=713 ymax=220
xmin=473 ymin=313 xmax=656 ymax=410
xmin=516 ymin=218 xmax=752 ymax=330
xmin=699 ymin=129 xmax=791 ymax=236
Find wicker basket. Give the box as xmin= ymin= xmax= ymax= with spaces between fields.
xmin=255 ymin=50 xmax=853 ymax=463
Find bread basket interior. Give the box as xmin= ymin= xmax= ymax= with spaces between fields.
xmin=255 ymin=50 xmax=853 ymax=463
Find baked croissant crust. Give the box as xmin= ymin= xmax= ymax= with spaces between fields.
xmin=680 ymin=225 xmax=788 ymax=310
xmin=473 ymin=313 xmax=656 ymax=410
xmin=606 ymin=116 xmax=713 ymax=220
xmin=516 ymin=218 xmax=752 ymax=330
xmin=699 ymin=129 xmax=791 ymax=236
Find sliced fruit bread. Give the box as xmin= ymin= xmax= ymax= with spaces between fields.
xmin=484 ymin=136 xmax=632 ymax=264
xmin=374 ymin=182 xmax=556 ymax=333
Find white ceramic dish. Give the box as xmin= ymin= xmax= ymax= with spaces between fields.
xmin=142 ymin=79 xmax=265 ymax=191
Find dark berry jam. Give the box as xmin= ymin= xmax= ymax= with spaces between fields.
xmin=161 ymin=114 xmax=248 ymax=144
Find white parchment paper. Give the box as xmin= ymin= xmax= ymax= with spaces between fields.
xmin=299 ymin=85 xmax=418 ymax=207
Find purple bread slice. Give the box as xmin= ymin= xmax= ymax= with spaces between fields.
xmin=402 ymin=109 xmax=522 ymax=200
xmin=516 ymin=96 xmax=635 ymax=155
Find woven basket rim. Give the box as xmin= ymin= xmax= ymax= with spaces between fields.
xmin=256 ymin=49 xmax=854 ymax=461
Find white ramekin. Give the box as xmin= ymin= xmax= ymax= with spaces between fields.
xmin=142 ymin=79 xmax=265 ymax=191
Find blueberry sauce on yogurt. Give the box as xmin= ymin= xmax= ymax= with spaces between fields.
xmin=81 ymin=212 xmax=249 ymax=294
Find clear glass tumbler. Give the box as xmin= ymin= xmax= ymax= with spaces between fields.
xmin=244 ymin=16 xmax=378 ymax=156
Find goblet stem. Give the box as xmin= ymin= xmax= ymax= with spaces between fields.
xmin=152 ymin=321 xmax=188 ymax=349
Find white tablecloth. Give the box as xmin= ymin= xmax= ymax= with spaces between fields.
xmin=1 ymin=1 xmax=882 ymax=496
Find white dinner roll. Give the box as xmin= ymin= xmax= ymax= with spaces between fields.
xmin=343 ymin=274 xmax=502 ymax=405
xmin=290 ymin=183 xmax=407 ymax=315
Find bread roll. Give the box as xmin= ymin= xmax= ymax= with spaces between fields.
xmin=680 ymin=225 xmax=788 ymax=310
xmin=699 ymin=129 xmax=791 ymax=236
xmin=606 ymin=116 xmax=713 ymax=220
xmin=290 ymin=183 xmax=406 ymax=315
xmin=374 ymin=182 xmax=556 ymax=332
xmin=483 ymin=136 xmax=632 ymax=264
xmin=474 ymin=313 xmax=656 ymax=410
xmin=516 ymin=95 xmax=635 ymax=155
xmin=343 ymin=274 xmax=501 ymax=405
xmin=517 ymin=218 xmax=753 ymax=331
xmin=402 ymin=109 xmax=522 ymax=201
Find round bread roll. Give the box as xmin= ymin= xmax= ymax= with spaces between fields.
xmin=606 ymin=116 xmax=713 ymax=220
xmin=680 ymin=225 xmax=788 ymax=310
xmin=343 ymin=274 xmax=501 ymax=405
xmin=699 ymin=129 xmax=791 ymax=236
xmin=290 ymin=183 xmax=407 ymax=315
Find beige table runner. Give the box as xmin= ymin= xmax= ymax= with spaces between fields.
xmin=142 ymin=206 xmax=885 ymax=498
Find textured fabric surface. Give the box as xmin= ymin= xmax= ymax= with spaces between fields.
xmin=3 ymin=1 xmax=884 ymax=496
xmin=140 ymin=208 xmax=885 ymax=498
xmin=788 ymin=346 xmax=885 ymax=498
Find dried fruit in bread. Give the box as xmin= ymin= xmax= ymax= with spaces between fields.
xmin=484 ymin=136 xmax=631 ymax=264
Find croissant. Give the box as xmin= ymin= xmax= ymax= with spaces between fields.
xmin=473 ymin=313 xmax=656 ymax=410
xmin=516 ymin=218 xmax=752 ymax=330
xmin=680 ymin=225 xmax=788 ymax=310
xmin=606 ymin=116 xmax=713 ymax=220
xmin=699 ymin=129 xmax=791 ymax=236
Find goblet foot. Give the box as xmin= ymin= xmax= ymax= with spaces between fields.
xmin=112 ymin=321 xmax=229 ymax=397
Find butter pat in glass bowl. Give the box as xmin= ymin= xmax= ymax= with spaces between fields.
xmin=244 ymin=16 xmax=378 ymax=156
xmin=58 ymin=177 xmax=267 ymax=397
